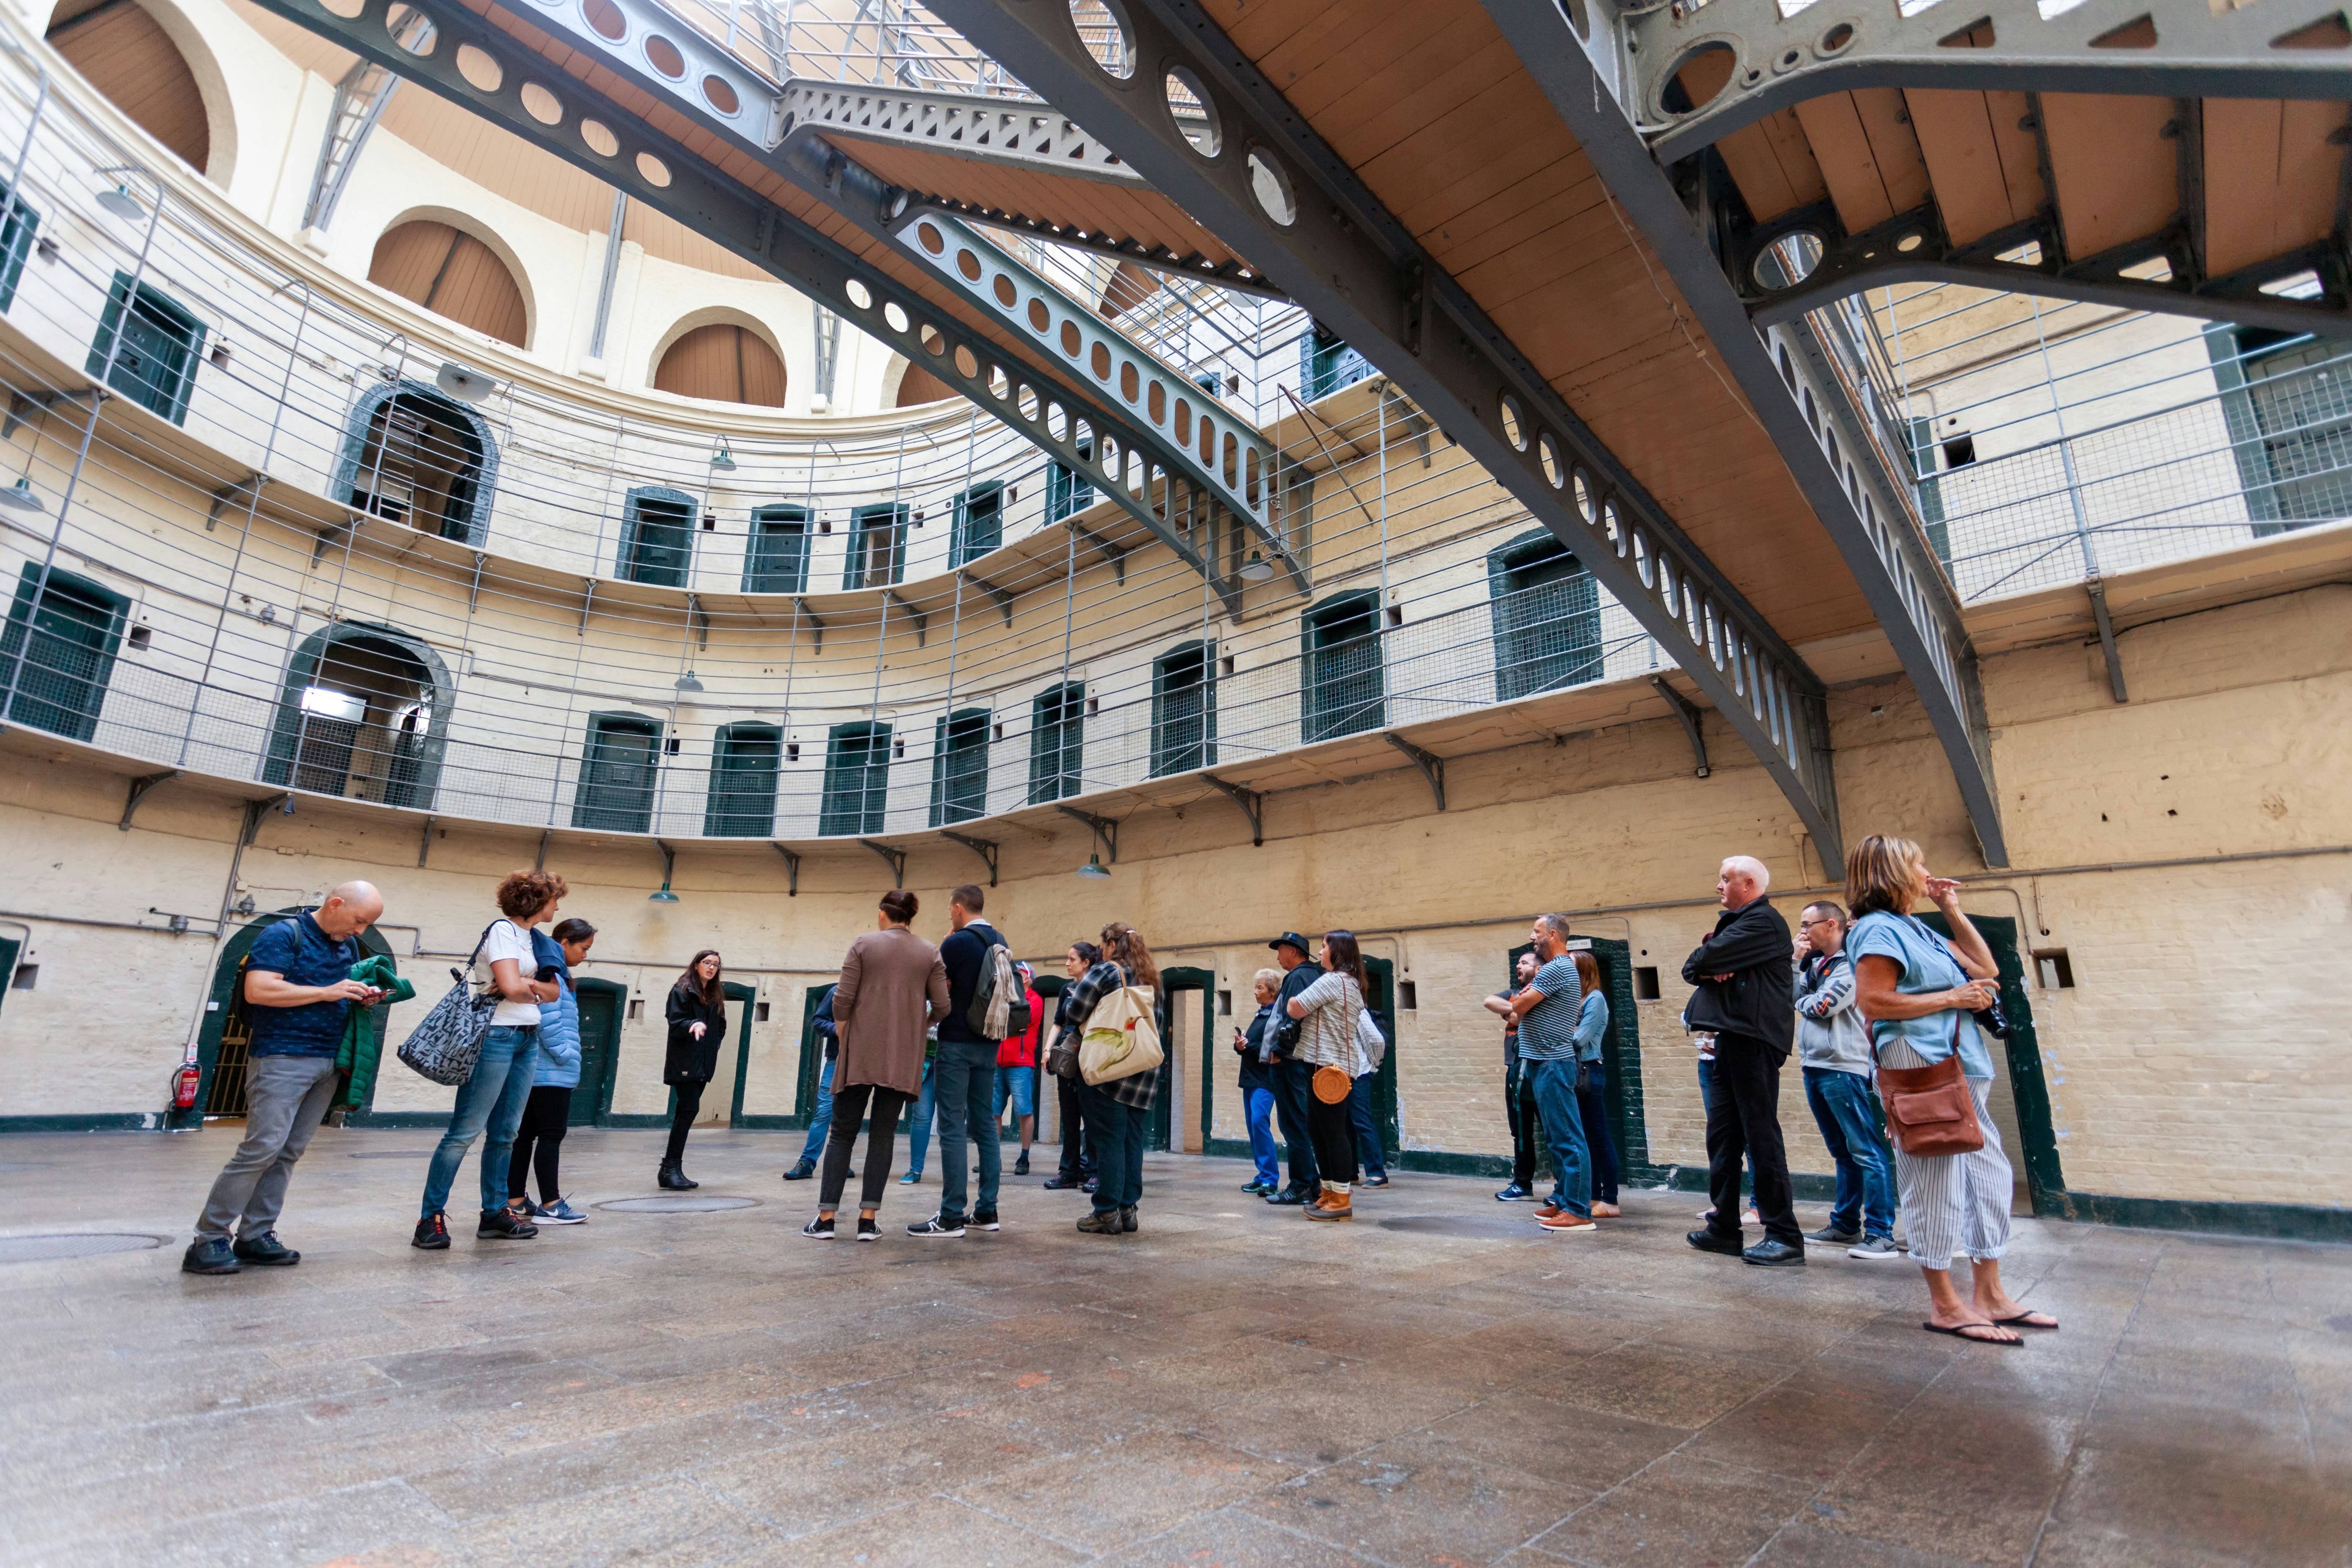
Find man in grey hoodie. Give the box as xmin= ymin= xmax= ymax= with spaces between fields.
xmin=1795 ymin=901 xmax=1899 ymax=1260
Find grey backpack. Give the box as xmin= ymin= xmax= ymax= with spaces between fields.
xmin=395 ymin=923 xmax=500 ymax=1086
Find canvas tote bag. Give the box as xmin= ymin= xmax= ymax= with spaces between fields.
xmin=395 ymin=923 xmax=500 ymax=1086
xmin=1078 ymin=981 xmax=1164 ymax=1086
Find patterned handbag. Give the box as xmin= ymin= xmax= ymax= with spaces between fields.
xmin=395 ymin=923 xmax=500 ymax=1086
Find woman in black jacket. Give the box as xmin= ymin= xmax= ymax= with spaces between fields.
xmin=660 ymin=950 xmax=726 ymax=1190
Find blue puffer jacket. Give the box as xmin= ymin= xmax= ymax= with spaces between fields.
xmin=530 ymin=926 xmax=582 ymax=1088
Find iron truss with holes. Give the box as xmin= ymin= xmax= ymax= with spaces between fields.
xmin=930 ymin=0 xmax=1849 ymax=857
xmin=247 ymin=0 xmax=1305 ymax=615
xmin=1589 ymin=0 xmax=2352 ymax=335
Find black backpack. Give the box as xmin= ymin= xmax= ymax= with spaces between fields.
xmin=963 ymin=930 xmax=1033 ymax=1041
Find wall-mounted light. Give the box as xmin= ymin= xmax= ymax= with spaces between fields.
xmin=0 ymin=477 xmax=42 ymax=513
xmin=675 ymin=670 xmax=704 ymax=692
xmin=436 ymin=361 xmax=496 ymax=402
xmin=711 ymin=438 xmax=737 ymax=471
xmin=1239 ymin=551 xmax=1275 ymax=583
xmin=1076 ymin=854 xmax=1111 ymax=880
xmin=96 ymin=183 xmax=145 ymax=221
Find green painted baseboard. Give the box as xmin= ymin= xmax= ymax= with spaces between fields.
xmin=0 ymin=1113 xmax=165 ymax=1133
xmin=2052 ymin=1190 xmax=2352 ymax=1245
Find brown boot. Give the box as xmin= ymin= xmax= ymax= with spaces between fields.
xmin=1307 ymin=1193 xmax=1352 ymax=1222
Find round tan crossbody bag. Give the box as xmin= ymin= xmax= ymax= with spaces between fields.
xmin=1308 ymin=984 xmax=1364 ymax=1104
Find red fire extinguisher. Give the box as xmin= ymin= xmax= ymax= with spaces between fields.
xmin=171 ymin=1059 xmax=201 ymax=1111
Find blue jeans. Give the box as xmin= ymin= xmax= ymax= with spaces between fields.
xmin=904 ymin=1059 xmax=936 ymax=1175
xmin=1804 ymin=1066 xmax=1897 ymax=1238
xmin=1081 ymin=1086 xmax=1147 ymax=1212
xmin=1349 ymin=1071 xmax=1387 ymax=1177
xmin=422 ymin=1025 xmax=538 ymax=1217
xmin=1244 ymin=1085 xmax=1279 ymax=1186
xmin=1574 ymin=1055 xmax=1619 ymax=1204
xmin=932 ymin=1037 xmax=1001 ymax=1224
xmin=797 ymin=1056 xmax=836 ymax=1163
xmin=1526 ymin=1056 xmax=1592 ymax=1220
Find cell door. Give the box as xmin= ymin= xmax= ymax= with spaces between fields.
xmin=1361 ymin=956 xmax=1400 ymax=1156
xmin=1508 ymin=936 xmax=1647 ymax=1178
xmin=793 ymin=984 xmax=833 ymax=1129
xmin=1159 ymin=966 xmax=1214 ymax=1152
xmin=572 ymin=980 xmax=625 ymax=1124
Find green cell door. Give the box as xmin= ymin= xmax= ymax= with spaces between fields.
xmin=186 ymin=910 xmax=392 ymax=1129
xmin=1361 ymin=956 xmax=1400 ymax=1158
xmin=1159 ymin=966 xmax=1214 ymax=1152
xmin=793 ymin=984 xmax=833 ymax=1130
xmin=573 ymin=978 xmax=626 ymax=1124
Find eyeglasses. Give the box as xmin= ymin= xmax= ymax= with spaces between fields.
xmin=1799 ymin=918 xmax=1839 ymax=930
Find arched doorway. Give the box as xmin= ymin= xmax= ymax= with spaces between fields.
xmin=368 ymin=219 xmax=529 ymax=348
xmin=262 ymin=623 xmax=454 ymax=810
xmin=892 ymin=356 xmax=957 ymax=407
xmin=333 ymin=380 xmax=497 ymax=545
xmin=182 ymin=908 xmax=394 ymax=1125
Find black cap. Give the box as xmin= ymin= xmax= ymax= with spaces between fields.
xmin=1269 ymin=932 xmax=1311 ymax=956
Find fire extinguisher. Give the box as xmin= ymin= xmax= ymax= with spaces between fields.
xmin=171 ymin=1057 xmax=201 ymax=1111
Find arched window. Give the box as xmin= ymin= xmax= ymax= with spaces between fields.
xmin=262 ymin=623 xmax=453 ymax=810
xmin=332 ymin=379 xmax=497 ymax=546
xmin=46 ymin=0 xmax=211 ymax=174
xmin=654 ymin=322 xmax=786 ymax=406
xmin=819 ymin=721 xmax=890 ymax=836
xmin=573 ymin=712 xmax=662 ymax=832
xmin=2 ymin=562 xmax=128 ymax=743
xmin=1301 ymin=591 xmax=1385 ymax=740
xmin=928 ymin=707 xmax=989 ymax=827
xmin=1029 ymin=681 xmax=1084 ymax=804
xmin=1486 ymin=527 xmax=1601 ymax=701
xmin=368 ymin=220 xmax=529 ymax=348
xmin=1150 ymin=641 xmax=1215 ymax=776
xmin=705 ymin=723 xmax=781 ymax=837
xmin=617 ymin=486 xmax=695 ymax=587
xmin=895 ymin=358 xmax=957 ymax=407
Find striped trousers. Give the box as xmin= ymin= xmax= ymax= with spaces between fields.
xmin=1880 ymin=1037 xmax=2012 ymax=1271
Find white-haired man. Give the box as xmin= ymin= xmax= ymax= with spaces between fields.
xmin=185 ymin=881 xmax=386 ymax=1275
xmin=1683 ymin=856 xmax=1804 ymax=1266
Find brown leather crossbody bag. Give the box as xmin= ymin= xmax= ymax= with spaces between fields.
xmin=1874 ymin=1015 xmax=1984 ymax=1158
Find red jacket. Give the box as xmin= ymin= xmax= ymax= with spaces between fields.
xmin=996 ymin=987 xmax=1044 ymax=1067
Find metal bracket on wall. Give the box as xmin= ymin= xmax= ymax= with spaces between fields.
xmin=1649 ymin=678 xmax=1713 ymax=780
xmin=118 ymin=770 xmax=178 ymax=830
xmin=416 ymin=813 xmax=437 ymax=867
xmin=204 ymin=473 xmax=266 ymax=533
xmin=939 ymin=830 xmax=1000 ymax=886
xmin=794 ymin=598 xmax=825 ymax=654
xmin=534 ymin=825 xmax=552 ymax=872
xmin=467 ymin=552 xmax=487 ymax=613
xmin=1055 ymin=805 xmax=1118 ymax=866
xmin=770 ymin=842 xmax=801 ymax=897
xmin=882 ymin=590 xmax=926 ymax=647
xmin=1198 ymin=771 xmax=1263 ymax=847
xmin=959 ymin=570 xmax=1016 ymax=628
xmin=1065 ymin=520 xmax=1127 ymax=586
xmin=858 ymin=839 xmax=908 ymax=889
xmin=2086 ymin=577 xmax=2129 ymax=704
xmin=654 ymin=840 xmax=677 ymax=892
xmin=1382 ymin=735 xmax=1446 ymax=813
xmin=2 ymin=386 xmax=91 ymax=440
xmin=577 ymin=578 xmax=595 ymax=637
xmin=242 ymin=794 xmax=291 ymax=846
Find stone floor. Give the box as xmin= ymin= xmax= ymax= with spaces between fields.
xmin=1 ymin=1126 xmax=2346 ymax=1568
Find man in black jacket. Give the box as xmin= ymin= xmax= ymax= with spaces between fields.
xmin=910 ymin=884 xmax=1008 ymax=1238
xmin=1261 ymin=933 xmax=1323 ymax=1206
xmin=1683 ymin=856 xmax=1805 ymax=1266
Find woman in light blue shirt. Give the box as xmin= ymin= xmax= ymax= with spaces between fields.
xmin=1568 ymin=952 xmax=1619 ymax=1217
xmin=1848 ymin=834 xmax=2055 ymax=1345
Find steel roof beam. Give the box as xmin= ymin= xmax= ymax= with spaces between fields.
xmin=1612 ymin=0 xmax=2352 ymax=167
xmin=1482 ymin=0 xmax=2009 ymax=866
xmin=456 ymin=0 xmax=1296 ymax=589
xmin=247 ymin=0 xmax=1241 ymax=616
xmin=927 ymin=0 xmax=1845 ymax=859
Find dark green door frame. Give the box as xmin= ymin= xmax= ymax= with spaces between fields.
xmin=669 ymin=980 xmax=756 ymax=1127
xmin=572 ymin=977 xmax=627 ymax=1126
xmin=190 ymin=910 xmax=392 ymax=1131
xmin=1159 ymin=965 xmax=1213 ymax=1153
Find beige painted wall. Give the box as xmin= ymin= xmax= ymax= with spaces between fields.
xmin=5 ymin=580 xmax=2345 ymax=1212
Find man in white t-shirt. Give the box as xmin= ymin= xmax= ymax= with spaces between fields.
xmin=414 ymin=871 xmax=566 ymax=1249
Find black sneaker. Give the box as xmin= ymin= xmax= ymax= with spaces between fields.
xmin=1081 ymin=1177 xmax=1097 ymax=1194
xmin=1266 ymin=1188 xmax=1308 ymax=1207
xmin=855 ymin=1217 xmax=879 ymax=1241
xmin=477 ymin=1207 xmax=538 ymax=1240
xmin=1042 ymin=1174 xmax=1082 ymax=1190
xmin=908 ymin=1215 xmax=966 ymax=1238
xmin=232 ymin=1230 xmax=300 ymax=1267
xmin=1014 ymin=1151 xmax=1030 ymax=1176
xmin=970 ymin=1210 xmax=1001 ymax=1232
xmin=181 ymin=1236 xmax=239 ymax=1274
xmin=1806 ymin=1224 xmax=1861 ymax=1246
xmin=411 ymin=1212 xmax=451 ymax=1250
xmin=800 ymin=1215 xmax=836 ymax=1240
xmin=782 ymin=1158 xmax=816 ymax=1182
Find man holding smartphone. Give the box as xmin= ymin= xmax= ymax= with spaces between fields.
xmin=184 ymin=880 xmax=386 ymax=1275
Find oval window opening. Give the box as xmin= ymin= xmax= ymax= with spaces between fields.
xmin=580 ymin=119 xmax=619 ymax=158
xmin=521 ymin=82 xmax=563 ymax=126
xmin=1499 ymin=393 xmax=1527 ymax=451
xmin=1069 ymin=0 xmax=1135 ymax=80
xmin=1668 ymin=41 xmax=1736 ymax=114
xmin=645 ymin=34 xmax=684 ymax=77
xmin=635 ymin=151 xmax=671 ymax=187
xmin=455 ymin=43 xmax=503 ymax=92
xmin=883 ymin=301 xmax=910 ymax=333
xmin=583 ymin=0 xmax=625 ymax=41
xmin=1752 ymin=230 xmax=1824 ymax=291
xmin=845 ymin=279 xmax=873 ymax=310
xmin=703 ymin=74 xmax=739 ymax=115
xmin=1165 ymin=67 xmax=1220 ymax=157
xmin=1248 ymin=149 xmax=1296 ymax=226
xmin=916 ymin=222 xmax=944 ymax=255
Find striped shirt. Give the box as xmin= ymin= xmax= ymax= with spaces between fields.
xmin=1515 ymin=955 xmax=1583 ymax=1062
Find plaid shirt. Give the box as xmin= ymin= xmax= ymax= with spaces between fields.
xmin=1060 ymin=960 xmax=1159 ymax=1109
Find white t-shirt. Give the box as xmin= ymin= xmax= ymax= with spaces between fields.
xmin=474 ymin=919 xmax=542 ymax=1028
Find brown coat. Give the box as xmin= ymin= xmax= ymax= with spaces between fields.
xmin=833 ymin=924 xmax=949 ymax=1096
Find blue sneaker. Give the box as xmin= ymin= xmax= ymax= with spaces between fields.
xmin=535 ymin=1197 xmax=587 ymax=1225
xmin=898 ymin=1170 xmax=923 ymax=1184
xmin=181 ymin=1235 xmax=239 ymax=1274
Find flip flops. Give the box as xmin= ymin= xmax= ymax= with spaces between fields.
xmin=1923 ymin=1320 xmax=2023 ymax=1346
xmin=1991 ymin=1310 xmax=2060 ymax=1331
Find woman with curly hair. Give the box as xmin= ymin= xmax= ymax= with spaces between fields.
xmin=1065 ymin=923 xmax=1159 ymax=1235
xmin=414 ymin=869 xmax=565 ymax=1250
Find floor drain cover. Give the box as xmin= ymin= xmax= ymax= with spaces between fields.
xmin=0 ymin=1233 xmax=165 ymax=1264
xmin=346 ymin=1150 xmax=437 ymax=1159
xmin=596 ymin=1196 xmax=761 ymax=1214
xmin=1377 ymin=1215 xmax=1537 ymax=1239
